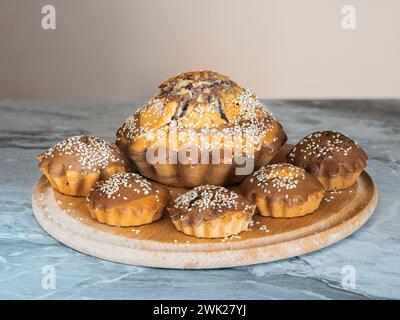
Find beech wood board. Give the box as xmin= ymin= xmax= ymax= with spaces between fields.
xmin=31 ymin=145 xmax=378 ymax=269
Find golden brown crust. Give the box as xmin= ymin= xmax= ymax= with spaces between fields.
xmin=37 ymin=135 xmax=128 ymax=196
xmin=168 ymin=185 xmax=255 ymax=236
xmin=286 ymin=131 xmax=367 ymax=190
xmin=171 ymin=211 xmax=252 ymax=238
xmin=241 ymin=163 xmax=325 ymax=218
xmin=87 ymin=204 xmax=161 ymax=227
xmin=116 ymin=71 xmax=287 ymax=187
xmin=86 ymin=172 xmax=170 ymax=227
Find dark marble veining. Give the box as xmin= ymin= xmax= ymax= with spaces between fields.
xmin=0 ymin=100 xmax=399 ymax=299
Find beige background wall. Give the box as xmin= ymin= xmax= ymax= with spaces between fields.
xmin=0 ymin=0 xmax=399 ymax=100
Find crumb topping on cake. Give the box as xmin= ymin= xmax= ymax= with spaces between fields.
xmin=41 ymin=135 xmax=124 ymax=173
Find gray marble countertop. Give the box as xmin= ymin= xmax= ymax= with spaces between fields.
xmin=0 ymin=100 xmax=399 ymax=300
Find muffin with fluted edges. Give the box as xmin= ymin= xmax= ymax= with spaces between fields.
xmin=116 ymin=71 xmax=287 ymax=187
xmin=86 ymin=172 xmax=170 ymax=226
xmin=241 ymin=163 xmax=325 ymax=218
xmin=37 ymin=135 xmax=128 ymax=196
xmin=168 ymin=185 xmax=255 ymax=238
xmin=286 ymin=131 xmax=367 ymax=190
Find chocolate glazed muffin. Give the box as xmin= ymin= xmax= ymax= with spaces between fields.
xmin=37 ymin=135 xmax=128 ymax=196
xmin=286 ymin=131 xmax=368 ymax=190
xmin=241 ymin=163 xmax=325 ymax=218
xmin=168 ymin=185 xmax=255 ymax=238
xmin=86 ymin=172 xmax=170 ymax=227
xmin=116 ymin=71 xmax=287 ymax=187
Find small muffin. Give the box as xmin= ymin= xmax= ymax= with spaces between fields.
xmin=116 ymin=70 xmax=287 ymax=187
xmin=37 ymin=135 xmax=127 ymax=196
xmin=286 ymin=131 xmax=368 ymax=190
xmin=168 ymin=185 xmax=255 ymax=238
xmin=241 ymin=163 xmax=325 ymax=218
xmin=86 ymin=172 xmax=170 ymax=227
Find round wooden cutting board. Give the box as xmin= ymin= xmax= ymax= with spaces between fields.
xmin=31 ymin=146 xmax=378 ymax=269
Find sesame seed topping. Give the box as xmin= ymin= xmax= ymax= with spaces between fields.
xmin=174 ymin=185 xmax=242 ymax=213
xmin=92 ymin=172 xmax=154 ymax=200
xmin=250 ymin=163 xmax=306 ymax=193
xmin=118 ymin=71 xmax=282 ymax=154
xmin=41 ymin=135 xmax=124 ymax=172
xmin=287 ymin=131 xmax=362 ymax=163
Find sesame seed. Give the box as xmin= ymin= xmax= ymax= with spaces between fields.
xmin=117 ymin=71 xmax=280 ymax=156
xmin=41 ymin=135 xmax=124 ymax=172
xmin=92 ymin=172 xmax=155 ymax=199
xmin=174 ymin=185 xmax=240 ymax=213
xmin=288 ymin=131 xmax=363 ymax=164
xmin=250 ymin=163 xmax=305 ymax=192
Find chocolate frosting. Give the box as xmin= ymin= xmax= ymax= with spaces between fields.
xmin=241 ymin=163 xmax=325 ymax=207
xmin=286 ymin=131 xmax=367 ymax=177
xmin=168 ymin=185 xmax=255 ymax=227
xmin=37 ymin=135 xmax=127 ymax=177
xmin=86 ymin=172 xmax=169 ymax=210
